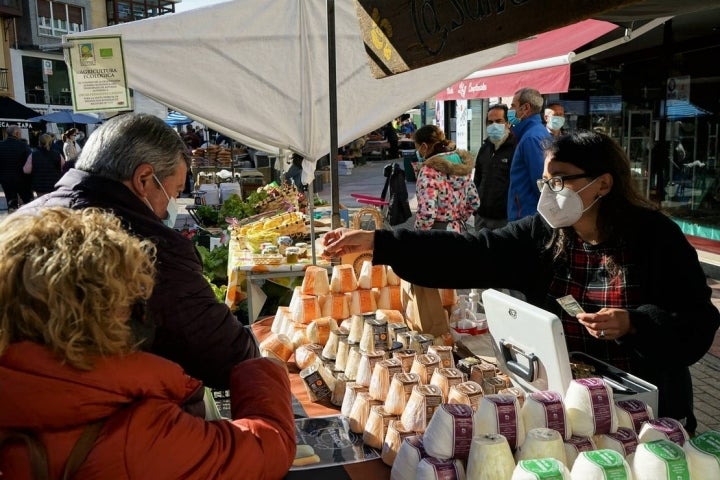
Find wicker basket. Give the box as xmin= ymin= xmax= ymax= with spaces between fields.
xmin=351 ymin=207 xmax=384 ymax=230
xmin=251 ymin=254 xmax=284 ymax=265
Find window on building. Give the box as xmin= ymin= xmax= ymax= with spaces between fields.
xmin=37 ymin=0 xmax=84 ymax=37
xmin=106 ymin=1 xmax=176 ymax=26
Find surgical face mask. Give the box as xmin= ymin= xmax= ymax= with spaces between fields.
xmin=537 ymin=178 xmax=600 ymax=228
xmin=415 ymin=150 xmax=423 ymax=162
xmin=549 ymin=116 xmax=566 ymax=130
xmin=144 ymin=174 xmax=178 ymax=228
xmin=486 ymin=123 xmax=507 ymax=142
xmin=507 ymin=109 xmax=519 ymax=126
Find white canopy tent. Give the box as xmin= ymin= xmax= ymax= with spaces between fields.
xmin=65 ymin=0 xmax=514 ymax=185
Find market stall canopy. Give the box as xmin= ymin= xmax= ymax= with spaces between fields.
xmin=64 ymin=0 xmax=514 ymax=182
xmin=164 ymin=111 xmax=193 ymax=127
xmin=354 ymin=0 xmax=718 ymax=78
xmin=0 ymin=96 xmax=42 ymax=128
xmin=28 ymin=110 xmax=102 ymax=124
xmin=436 ymin=19 xmax=618 ymax=100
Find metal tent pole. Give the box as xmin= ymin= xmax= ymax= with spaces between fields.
xmin=327 ymin=0 xmax=341 ymax=229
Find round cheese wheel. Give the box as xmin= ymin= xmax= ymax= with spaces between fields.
xmin=522 ymin=390 xmax=571 ymax=440
xmin=595 ymin=426 xmax=639 ymax=462
xmin=415 ymin=457 xmax=465 ymax=480
xmin=615 ymin=399 xmax=654 ymax=433
xmin=515 ymin=427 xmax=567 ymax=465
xmin=391 ymin=435 xmax=427 ymax=480
xmin=424 ymin=403 xmax=475 ymax=461
xmin=570 ymin=448 xmax=632 ymax=479
xmin=565 ymin=378 xmax=618 ymax=437
xmin=638 ymin=417 xmax=689 ymax=446
xmin=474 ymin=394 xmax=526 ymax=451
xmin=511 ymin=458 xmax=571 ymax=479
xmin=683 ymin=430 xmax=720 ymax=479
xmin=563 ymin=435 xmax=596 ymax=469
xmin=466 ymin=433 xmax=516 ymax=480
xmin=631 ymin=439 xmax=690 ymax=480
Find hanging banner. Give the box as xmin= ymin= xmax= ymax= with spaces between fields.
xmin=65 ymin=35 xmax=131 ymax=112
xmin=455 ymin=100 xmax=468 ymax=151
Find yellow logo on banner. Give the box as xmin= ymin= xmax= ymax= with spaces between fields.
xmin=369 ymin=8 xmax=393 ymax=61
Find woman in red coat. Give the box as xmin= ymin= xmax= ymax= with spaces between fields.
xmin=0 ymin=208 xmax=296 ymax=479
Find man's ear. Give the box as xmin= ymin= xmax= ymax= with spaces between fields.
xmin=131 ymin=164 xmax=155 ymax=196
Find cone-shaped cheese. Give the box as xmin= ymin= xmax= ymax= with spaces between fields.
xmin=514 ymin=427 xmax=566 ymax=465
xmin=258 ymin=333 xmax=293 ymax=362
xmin=294 ymin=343 xmax=323 ymax=370
xmin=571 ymin=449 xmax=632 ymax=479
xmin=301 ymin=265 xmax=330 ymax=296
xmin=356 ymin=351 xmax=386 ymax=388
xmin=291 ymin=295 xmax=322 ymax=324
xmin=376 ymin=308 xmax=405 ymax=325
xmin=393 ymin=349 xmax=417 ymax=374
xmin=358 ymin=260 xmax=387 ymax=289
xmin=638 ymin=417 xmax=689 ymax=446
xmin=615 ymin=399 xmax=654 ymax=433
xmin=522 ymin=390 xmax=571 ymax=440
xmin=631 ymin=439 xmax=690 ymax=480
xmin=684 ymin=430 xmax=720 ymax=479
xmin=416 ymin=458 xmax=465 ymax=480
xmin=384 ymin=372 xmax=421 ymax=415
xmin=320 ymin=292 xmax=351 ymax=320
xmin=386 ymin=265 xmax=401 ymax=286
xmin=596 ymin=426 xmax=639 ymax=462
xmin=512 ymin=458 xmax=571 ymax=480
xmin=430 ymin=367 xmax=465 ymax=401
xmin=427 ymin=345 xmax=455 ymax=369
xmin=363 ymin=405 xmax=398 ymax=450
xmin=350 ymin=289 xmax=378 ymax=315
xmin=344 ymin=344 xmax=362 ymax=381
xmin=322 ymin=326 xmax=348 ymax=360
xmin=348 ymin=391 xmax=382 ymax=433
xmin=271 ymin=306 xmax=291 ymax=334
xmin=288 ymin=286 xmax=303 ymax=314
xmin=565 ymin=378 xmax=618 ymax=437
xmin=330 ymin=264 xmax=358 ymax=293
xmin=563 ymin=435 xmax=596 ymax=469
xmin=306 ymin=316 xmax=338 ymax=346
xmin=466 ymin=433 xmax=516 ymax=480
xmin=377 ymin=285 xmax=403 ymax=311
xmin=341 ymin=382 xmax=368 ymax=418
xmin=474 ymin=394 xmax=526 ymax=451
xmin=382 ymin=420 xmax=419 ymax=467
xmin=391 ymin=435 xmax=426 ymax=480
xmin=424 ymin=403 xmax=475 ymax=461
xmin=400 ymin=384 xmax=443 ymax=432
xmin=448 ymin=381 xmax=484 ymax=412
xmin=347 ymin=314 xmax=365 ymax=344
xmin=410 ymin=353 xmax=441 ymax=385
xmin=359 ymin=316 xmax=388 ymax=353
xmin=368 ymin=358 xmax=403 ymax=401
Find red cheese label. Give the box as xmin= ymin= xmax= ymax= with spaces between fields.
xmin=576 ymin=378 xmax=612 ymax=434
xmin=532 ymin=391 xmax=567 ymax=437
xmin=425 ymin=458 xmax=461 ymax=479
xmin=489 ymin=395 xmax=519 ymax=449
xmin=442 ymin=403 xmax=474 ymax=460
xmin=648 ymin=418 xmax=687 ymax=446
xmin=616 ymin=399 xmax=650 ymax=432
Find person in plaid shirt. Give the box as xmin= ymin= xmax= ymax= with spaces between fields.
xmin=322 ymin=130 xmax=720 ymax=434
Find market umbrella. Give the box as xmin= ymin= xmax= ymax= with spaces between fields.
xmin=28 ymin=110 xmax=102 ymax=124
xmin=0 ymin=96 xmax=42 ymax=123
xmin=164 ymin=111 xmax=193 ymax=127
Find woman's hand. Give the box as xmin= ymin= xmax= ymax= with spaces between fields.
xmin=577 ymin=308 xmax=635 ymax=340
xmin=321 ymin=228 xmax=375 ymax=257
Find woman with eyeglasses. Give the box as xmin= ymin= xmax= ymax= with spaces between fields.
xmin=322 ymin=130 xmax=720 ymax=434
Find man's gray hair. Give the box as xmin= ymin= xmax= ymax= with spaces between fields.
xmin=6 ymin=125 xmax=21 ymax=138
xmin=75 ymin=113 xmax=191 ymax=182
xmin=515 ymin=88 xmax=544 ymax=114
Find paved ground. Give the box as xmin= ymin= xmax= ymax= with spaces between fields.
xmin=2 ymin=161 xmax=719 ymax=433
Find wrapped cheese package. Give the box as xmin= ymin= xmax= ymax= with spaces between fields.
xmin=615 ymin=398 xmax=654 ymax=433
xmin=400 ymin=384 xmax=443 ymax=432
xmin=410 ymin=353 xmax=441 ymax=385
xmin=294 ymin=343 xmax=323 ymax=370
xmin=363 ymin=405 xmax=398 ymax=450
xmin=637 ymin=417 xmax=689 ymax=446
xmin=427 ymin=345 xmax=455 ymax=369
xmin=359 ymin=316 xmax=389 ymax=353
xmin=596 ymin=426 xmax=639 ymax=462
xmin=377 ymin=285 xmax=403 ymax=311
xmin=355 ymin=351 xmax=387 ymax=387
xmin=384 ymin=372 xmax=421 ymax=415
xmin=270 ymin=306 xmax=291 ymax=334
xmin=348 ymin=391 xmax=383 ymax=433
xmin=474 ymin=394 xmax=526 ymax=451
xmin=301 ymin=265 xmax=330 ymax=296
xmin=448 ymin=381 xmax=484 ymax=412
xmin=565 ymin=378 xmax=618 ymax=437
xmin=415 ymin=458 xmax=465 ymax=480
xmin=466 ymin=433 xmax=516 ymax=480
xmin=382 ymin=420 xmax=418 ymax=466
xmin=511 ymin=458 xmax=571 ymax=480
xmin=393 ymin=349 xmax=417 ymax=374
xmin=340 ymin=382 xmax=368 ymax=418
xmin=299 ymin=364 xmax=332 ymax=402
xmin=320 ymin=292 xmax=351 ymax=320
xmin=424 ymin=403 xmax=475 ymax=461
xmin=391 ymin=435 xmax=427 ymax=480
xmin=368 ymin=358 xmax=403 ymax=401
xmin=258 ymin=333 xmax=293 ymax=363
xmin=563 ymin=435 xmax=597 ymax=469
xmin=350 ymin=289 xmax=378 ymax=316
xmin=306 ymin=316 xmax=338 ymax=346
xmin=522 ymin=390 xmax=571 ymax=440
xmin=514 ymin=427 xmax=567 ymax=465
xmin=683 ymin=430 xmax=720 ymax=479
xmin=631 ymin=439 xmax=690 ymax=480
xmin=429 ymin=367 xmax=466 ymax=401
xmin=570 ymin=449 xmax=632 ymax=479
xmin=330 ymin=264 xmax=358 ymax=293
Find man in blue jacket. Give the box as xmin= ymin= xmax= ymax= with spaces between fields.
xmin=506 ymin=88 xmax=551 ymax=220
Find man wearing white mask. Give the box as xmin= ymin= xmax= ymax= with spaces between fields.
xmin=473 ymin=104 xmax=516 ymax=231
xmin=544 ymin=102 xmax=566 ymax=137
xmin=15 ymin=113 xmax=261 ymax=390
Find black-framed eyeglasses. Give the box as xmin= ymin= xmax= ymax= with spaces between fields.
xmin=536 ymin=174 xmax=595 ymax=192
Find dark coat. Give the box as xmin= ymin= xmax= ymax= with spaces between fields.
xmin=473 ymin=134 xmax=516 ymax=220
xmin=0 ymin=137 xmax=31 ymax=180
xmin=372 ymin=207 xmax=720 ymax=429
xmin=29 ymin=148 xmax=62 ymax=194
xmin=17 ymin=169 xmax=260 ymax=389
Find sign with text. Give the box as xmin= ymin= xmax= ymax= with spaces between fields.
xmin=354 ymin=0 xmax=637 ymax=78
xmin=65 ymin=35 xmax=131 ymax=112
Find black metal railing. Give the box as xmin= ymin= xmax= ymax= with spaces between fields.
xmin=0 ymin=68 xmax=8 ymax=91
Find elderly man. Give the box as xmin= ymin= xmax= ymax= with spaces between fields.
xmin=506 ymin=87 xmax=552 ymax=220
xmin=17 ymin=113 xmax=260 ymax=389
xmin=544 ymin=102 xmax=566 ymax=137
xmin=0 ymin=125 xmax=33 ymax=211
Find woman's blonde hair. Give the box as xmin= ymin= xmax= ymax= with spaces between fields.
xmin=0 ymin=208 xmax=156 ymax=370
xmin=38 ymin=133 xmax=53 ymax=150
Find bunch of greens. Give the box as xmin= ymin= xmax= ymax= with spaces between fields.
xmin=194 ymin=205 xmax=221 ymax=227
xmin=204 ymin=275 xmax=228 ymax=304
xmin=196 ymin=243 xmax=229 ymax=283
xmin=219 ymin=194 xmax=255 ymax=222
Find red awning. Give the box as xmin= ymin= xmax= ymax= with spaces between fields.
xmin=436 ymin=19 xmax=618 ymax=100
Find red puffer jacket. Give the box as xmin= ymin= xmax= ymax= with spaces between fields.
xmin=0 ymin=343 xmax=296 ymax=479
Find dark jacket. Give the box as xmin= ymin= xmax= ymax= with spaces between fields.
xmin=372 ymin=207 xmax=720 ymax=430
xmin=473 ymin=134 xmax=516 ymax=220
xmin=507 ymin=115 xmax=552 ymax=220
xmin=17 ymin=169 xmax=260 ymax=388
xmin=29 ymin=148 xmax=62 ymax=194
xmin=0 ymin=137 xmax=31 ymax=180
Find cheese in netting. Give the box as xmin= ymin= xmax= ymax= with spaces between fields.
xmin=563 ymin=435 xmax=596 ymax=469
xmin=522 ymin=390 xmax=571 ymax=440
xmin=320 ymin=292 xmax=351 ymax=320
xmin=301 ymin=265 xmax=330 ymax=296
xmin=258 ymin=333 xmax=293 ymax=363
xmin=448 ymin=381 xmax=484 ymax=412
xmin=474 ymin=394 xmax=526 ymax=451
xmin=384 ymin=372 xmax=421 ymax=415
xmin=400 ymin=384 xmax=443 ymax=433
xmin=368 ymin=358 xmax=404 ymax=402
xmin=638 ymin=417 xmax=689 ymax=446
xmin=364 ymin=405 xmax=399 ymax=450
xmin=330 ymin=264 xmax=358 ymax=293
xmin=683 ymin=430 xmax=720 ymax=479
xmin=565 ymin=378 xmax=618 ymax=437
xmin=382 ymin=420 xmax=418 ymax=466
xmin=430 ymin=367 xmax=466 ymax=401
xmin=415 ymin=458 xmax=465 ymax=480
xmin=466 ymin=433 xmax=516 ymax=480
xmin=348 ymin=391 xmax=383 ymax=433
xmin=391 ymin=435 xmax=427 ymax=480
xmin=410 ymin=353 xmax=441 ymax=385
xmin=356 ymin=351 xmax=387 ymax=387
xmin=631 ymin=439 xmax=690 ymax=480
xmin=341 ymin=382 xmax=368 ymax=418
xmin=570 ymin=449 xmax=632 ymax=480
xmin=350 ymin=289 xmax=378 ymax=316
xmin=306 ymin=316 xmax=338 ymax=346
xmin=595 ymin=426 xmax=639 ymax=462
xmin=424 ymin=403 xmax=475 ymax=461
xmin=515 ymin=427 xmax=567 ymax=465
xmin=511 ymin=458 xmax=571 ymax=480
xmin=615 ymin=398 xmax=654 ymax=433
xmin=271 ymin=306 xmax=291 ymax=334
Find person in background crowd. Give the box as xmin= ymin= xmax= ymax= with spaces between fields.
xmin=183 ymin=125 xmax=202 ymax=149
xmin=399 ymin=113 xmax=417 ymax=135
xmin=507 ymin=87 xmax=552 ymax=220
xmin=16 ymin=113 xmax=261 ymax=389
xmin=322 ymin=130 xmax=720 ymax=434
xmin=381 ymin=121 xmax=399 ymax=159
xmin=413 ymin=124 xmax=480 ymax=232
xmin=0 ymin=125 xmax=33 ymax=211
xmin=51 ymin=133 xmax=64 ymax=156
xmin=473 ymin=104 xmax=516 ymax=231
xmin=23 ymin=133 xmax=64 ymax=197
xmin=0 ymin=208 xmax=295 ymax=479
xmin=545 ymin=102 xmax=566 ymax=137
xmin=284 ymin=153 xmax=305 ymax=190
xmin=61 ymin=128 xmax=82 ymax=174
